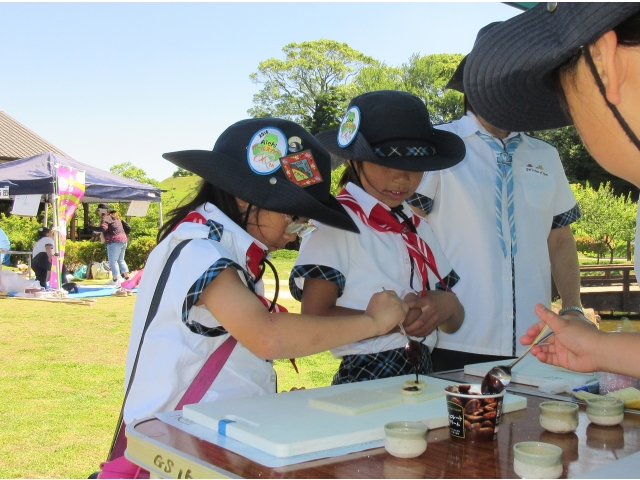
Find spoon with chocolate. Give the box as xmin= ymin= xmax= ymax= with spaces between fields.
xmin=481 ymin=325 xmax=554 ymax=395
xmin=399 ymin=308 xmax=424 ymax=384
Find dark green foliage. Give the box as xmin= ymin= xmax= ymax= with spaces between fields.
xmin=64 ymin=241 xmax=107 ymax=271
xmin=125 ymin=236 xmax=157 ymax=270
xmin=534 ymin=127 xmax=638 ymax=199
xmin=0 ymin=214 xmax=41 ymax=264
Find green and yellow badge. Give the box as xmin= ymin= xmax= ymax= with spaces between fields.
xmin=337 ymin=106 xmax=360 ymax=148
xmin=247 ymin=127 xmax=288 ymax=174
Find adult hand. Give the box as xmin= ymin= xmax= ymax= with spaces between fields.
xmin=520 ymin=303 xmax=601 ymax=373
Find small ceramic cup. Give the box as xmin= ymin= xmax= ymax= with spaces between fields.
xmin=539 ymin=401 xmax=579 ymax=433
xmin=384 ymin=421 xmax=428 ymax=458
xmin=513 ymin=441 xmax=563 ymax=479
xmin=586 ymin=397 xmax=625 ymax=426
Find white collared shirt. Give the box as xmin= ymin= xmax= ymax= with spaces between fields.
xmin=415 ymin=112 xmax=579 ymax=357
xmin=123 ymin=203 xmax=275 ymax=424
xmin=291 ymin=183 xmax=458 ymax=358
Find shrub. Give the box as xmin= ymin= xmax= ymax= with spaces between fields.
xmin=0 ymin=214 xmax=41 ymax=264
xmin=126 ymin=236 xmax=157 ymax=270
xmin=64 ymin=241 xmax=107 ymax=271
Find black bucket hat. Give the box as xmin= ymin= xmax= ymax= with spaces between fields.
xmin=162 ymin=118 xmax=359 ymax=233
xmin=446 ymin=21 xmax=502 ymax=93
xmin=464 ymin=2 xmax=640 ymax=132
xmin=317 ymin=90 xmax=466 ymax=172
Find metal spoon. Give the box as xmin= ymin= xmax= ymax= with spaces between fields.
xmin=399 ymin=309 xmax=423 ymax=383
xmin=480 ymin=325 xmax=554 ymax=395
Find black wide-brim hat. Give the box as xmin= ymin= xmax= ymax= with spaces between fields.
xmin=446 ymin=21 xmax=503 ymax=93
xmin=318 ymin=90 xmax=465 ymax=172
xmin=163 ymin=118 xmax=359 ymax=233
xmin=465 ymin=2 xmax=640 ymax=132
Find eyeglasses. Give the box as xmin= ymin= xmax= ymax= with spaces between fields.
xmin=283 ymin=215 xmax=317 ymax=238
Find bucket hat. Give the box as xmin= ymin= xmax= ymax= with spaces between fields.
xmin=162 ymin=118 xmax=359 ymax=233
xmin=464 ymin=2 xmax=640 ymax=132
xmin=317 ymin=90 xmax=465 ymax=172
xmin=445 ymin=21 xmax=502 ymax=93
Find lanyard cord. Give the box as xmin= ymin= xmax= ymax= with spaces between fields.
xmin=582 ymin=45 xmax=640 ymax=152
xmin=260 ymin=258 xmax=279 ymax=312
xmin=389 ymin=205 xmax=428 ymax=291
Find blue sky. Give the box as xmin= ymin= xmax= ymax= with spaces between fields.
xmin=0 ymin=2 xmax=519 ymax=182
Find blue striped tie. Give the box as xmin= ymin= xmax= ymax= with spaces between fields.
xmin=476 ymin=132 xmax=522 ymax=257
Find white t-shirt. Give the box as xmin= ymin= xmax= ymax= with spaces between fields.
xmin=413 ymin=113 xmax=580 ymax=357
xmin=32 ymin=237 xmax=53 ymax=256
xmin=291 ymin=182 xmax=458 ymax=358
xmin=123 ymin=203 xmax=276 ymax=424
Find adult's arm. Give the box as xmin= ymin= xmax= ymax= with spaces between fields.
xmin=548 ymin=225 xmax=584 ymax=318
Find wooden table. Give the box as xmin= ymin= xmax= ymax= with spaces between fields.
xmin=126 ymin=371 xmax=640 ymax=478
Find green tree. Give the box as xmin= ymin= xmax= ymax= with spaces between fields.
xmin=535 ymin=127 xmax=637 ymax=199
xmin=249 ymin=39 xmax=379 ymax=134
xmin=571 ymin=182 xmax=636 ymax=263
xmin=172 ymin=167 xmax=195 ymax=178
xmin=399 ymin=53 xmax=465 ymax=124
xmin=110 ymin=162 xmax=160 ymax=187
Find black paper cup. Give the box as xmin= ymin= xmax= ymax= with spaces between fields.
xmin=445 ymin=384 xmax=506 ymax=442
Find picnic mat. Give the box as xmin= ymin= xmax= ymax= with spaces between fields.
xmin=68 ymin=285 xmax=138 ymax=298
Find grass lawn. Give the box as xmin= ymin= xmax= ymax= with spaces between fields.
xmin=0 ymin=252 xmax=340 ymax=478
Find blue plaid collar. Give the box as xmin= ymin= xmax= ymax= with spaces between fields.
xmin=194 ymin=202 xmax=268 ymax=270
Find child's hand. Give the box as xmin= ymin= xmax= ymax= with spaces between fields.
xmin=403 ymin=291 xmax=463 ymax=336
xmin=521 ymin=303 xmax=601 ymax=373
xmin=365 ymin=290 xmax=409 ymax=336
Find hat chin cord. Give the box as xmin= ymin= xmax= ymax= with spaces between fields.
xmin=582 ymin=45 xmax=640 ymax=153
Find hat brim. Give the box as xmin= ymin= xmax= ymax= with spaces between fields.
xmin=445 ymin=56 xmax=466 ymax=93
xmin=464 ymin=3 xmax=640 ymax=132
xmin=317 ymin=129 xmax=466 ymax=172
xmin=162 ymin=150 xmax=360 ymax=233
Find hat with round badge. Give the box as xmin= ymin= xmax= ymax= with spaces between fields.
xmin=317 ymin=90 xmax=466 ymax=171
xmin=162 ymin=118 xmax=359 ymax=233
xmin=464 ymin=2 xmax=640 ymax=132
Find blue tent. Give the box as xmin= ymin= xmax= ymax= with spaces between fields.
xmin=0 ymin=152 xmax=162 ymax=203
xmin=0 ymin=226 xmax=10 ymax=265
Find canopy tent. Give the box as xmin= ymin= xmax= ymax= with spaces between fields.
xmin=0 ymin=152 xmax=162 ymax=203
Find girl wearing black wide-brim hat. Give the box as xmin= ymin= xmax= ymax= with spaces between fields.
xmin=291 ymin=91 xmax=466 ymax=385
xmin=466 ymin=4 xmax=640 ymax=379
xmin=118 ymin=118 xmax=408 ymax=441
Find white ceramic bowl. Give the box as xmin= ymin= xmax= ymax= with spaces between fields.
xmin=384 ymin=421 xmax=428 ymax=458
xmin=586 ymin=397 xmax=625 ymax=426
xmin=513 ymin=441 xmax=563 ymax=479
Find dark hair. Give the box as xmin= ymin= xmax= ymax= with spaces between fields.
xmin=554 ymin=11 xmax=640 ymax=112
xmin=37 ymin=227 xmax=50 ymax=239
xmin=108 ymin=209 xmax=119 ymax=220
xmin=463 ymin=94 xmax=476 ymax=115
xmin=157 ymin=180 xmax=257 ymax=242
xmin=338 ymin=160 xmax=364 ymax=189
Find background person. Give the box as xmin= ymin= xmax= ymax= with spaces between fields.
xmin=465 ymin=3 xmax=640 ymax=376
xmin=98 ymin=205 xmax=130 ymax=285
xmin=31 ymin=226 xmax=54 ymax=288
xmin=409 ymin=22 xmax=584 ymax=371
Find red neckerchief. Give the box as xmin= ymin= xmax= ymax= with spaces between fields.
xmin=337 ymin=189 xmax=451 ymax=296
xmin=177 ymin=211 xmax=298 ymax=372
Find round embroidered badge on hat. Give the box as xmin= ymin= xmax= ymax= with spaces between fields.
xmin=337 ymin=106 xmax=360 ymax=148
xmin=247 ymin=127 xmax=288 ymax=174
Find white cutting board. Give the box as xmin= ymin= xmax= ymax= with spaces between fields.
xmin=464 ymin=354 xmax=595 ymax=387
xmin=183 ymin=375 xmax=527 ymax=458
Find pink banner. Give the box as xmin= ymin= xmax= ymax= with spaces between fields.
xmin=51 ymin=166 xmax=85 ymax=289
